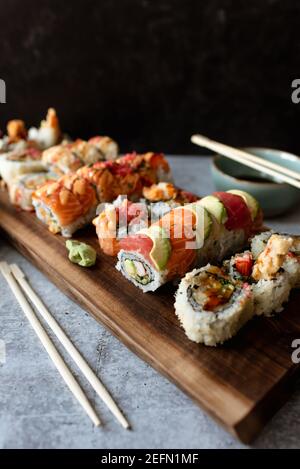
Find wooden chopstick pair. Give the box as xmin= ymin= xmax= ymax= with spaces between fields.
xmin=191 ymin=134 xmax=300 ymax=190
xmin=0 ymin=261 xmax=129 ymax=430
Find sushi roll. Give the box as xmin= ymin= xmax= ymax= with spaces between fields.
xmin=88 ymin=136 xmax=119 ymax=160
xmin=116 ymin=190 xmax=263 ymax=292
xmin=77 ymin=152 xmax=172 ymax=202
xmin=117 ymin=203 xmax=213 ymax=292
xmin=174 ymin=265 xmax=254 ymax=346
xmin=226 ymin=242 xmax=293 ymax=316
xmin=28 ymin=108 xmax=61 ymax=150
xmin=8 ymin=172 xmax=58 ymax=211
xmin=93 ymin=183 xmax=199 ymax=257
xmin=32 ymin=174 xmax=97 ymax=237
xmin=251 ymin=232 xmax=300 ymax=288
xmin=0 ymin=147 xmax=44 ymax=185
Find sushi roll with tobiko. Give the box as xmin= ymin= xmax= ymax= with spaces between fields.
xmin=174 ymin=265 xmax=254 ymax=346
xmin=32 ymin=174 xmax=97 ymax=237
xmin=93 ymin=183 xmax=199 ymax=257
xmin=117 ymin=190 xmax=263 ymax=292
xmin=8 ymin=172 xmax=58 ymax=211
xmin=77 ymin=152 xmax=172 ymax=203
xmin=0 ymin=147 xmax=44 ymax=185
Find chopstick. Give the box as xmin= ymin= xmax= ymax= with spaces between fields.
xmin=191 ymin=134 xmax=300 ymax=189
xmin=10 ymin=263 xmax=130 ymax=430
xmin=0 ymin=261 xmax=101 ymax=427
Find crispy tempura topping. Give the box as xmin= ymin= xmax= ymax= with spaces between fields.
xmin=252 ymin=234 xmax=293 ymax=281
xmin=7 ymin=120 xmax=28 ymax=142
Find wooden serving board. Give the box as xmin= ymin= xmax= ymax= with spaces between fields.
xmin=1 ymin=190 xmax=300 ymax=443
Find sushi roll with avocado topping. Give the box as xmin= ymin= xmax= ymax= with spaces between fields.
xmin=174 ymin=265 xmax=254 ymax=346
xmin=117 ymin=203 xmax=212 ymax=292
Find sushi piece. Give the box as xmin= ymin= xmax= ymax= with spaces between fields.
xmin=116 ymin=190 xmax=263 ymax=292
xmin=88 ymin=136 xmax=119 ymax=160
xmin=226 ymin=242 xmax=293 ymax=316
xmin=93 ymin=183 xmax=199 ymax=257
xmin=8 ymin=172 xmax=58 ymax=211
xmin=32 ymin=174 xmax=97 ymax=237
xmin=0 ymin=147 xmax=44 ymax=185
xmin=117 ymin=203 xmax=212 ymax=292
xmin=77 ymin=152 xmax=172 ymax=202
xmin=251 ymin=232 xmax=300 ymax=288
xmin=28 ymin=108 xmax=62 ymax=150
xmin=42 ymin=136 xmax=119 ymax=176
xmin=93 ymin=196 xmax=149 ymax=256
xmin=174 ymin=265 xmax=254 ymax=346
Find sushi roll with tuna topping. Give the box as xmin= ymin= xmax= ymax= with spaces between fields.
xmin=117 ymin=202 xmax=212 ymax=292
xmin=32 ymin=174 xmax=97 ymax=237
xmin=8 ymin=172 xmax=58 ymax=211
xmin=174 ymin=265 xmax=254 ymax=346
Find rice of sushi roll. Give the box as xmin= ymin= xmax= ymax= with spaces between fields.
xmin=8 ymin=172 xmax=58 ymax=211
xmin=0 ymin=147 xmax=44 ymax=185
xmin=32 ymin=174 xmax=97 ymax=237
xmin=174 ymin=265 xmax=254 ymax=346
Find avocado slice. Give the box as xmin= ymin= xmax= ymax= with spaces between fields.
xmin=187 ymin=203 xmax=212 ymax=241
xmin=139 ymin=225 xmax=171 ymax=271
xmin=199 ymin=195 xmax=228 ymax=224
xmin=124 ymin=259 xmax=136 ymax=276
xmin=227 ymin=190 xmax=259 ymax=220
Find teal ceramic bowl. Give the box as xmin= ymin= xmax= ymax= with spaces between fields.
xmin=211 ymin=147 xmax=300 ymax=217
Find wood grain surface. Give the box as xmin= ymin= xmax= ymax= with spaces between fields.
xmin=1 ymin=189 xmax=300 ymax=443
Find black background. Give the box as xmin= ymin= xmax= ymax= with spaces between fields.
xmin=0 ymin=0 xmax=300 ymax=154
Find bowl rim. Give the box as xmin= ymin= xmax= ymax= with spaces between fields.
xmin=212 ymin=146 xmax=300 ymax=188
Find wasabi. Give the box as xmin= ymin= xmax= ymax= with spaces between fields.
xmin=66 ymin=240 xmax=96 ymax=267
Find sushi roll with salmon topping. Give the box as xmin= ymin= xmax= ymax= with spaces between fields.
xmin=93 ymin=184 xmax=199 ymax=257
xmin=174 ymin=265 xmax=254 ymax=346
xmin=32 ymin=174 xmax=97 ymax=237
xmin=9 ymin=172 xmax=58 ymax=211
xmin=117 ymin=190 xmax=263 ymax=292
xmin=117 ymin=203 xmax=212 ymax=292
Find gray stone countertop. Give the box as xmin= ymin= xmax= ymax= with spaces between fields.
xmin=0 ymin=155 xmax=300 ymax=449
